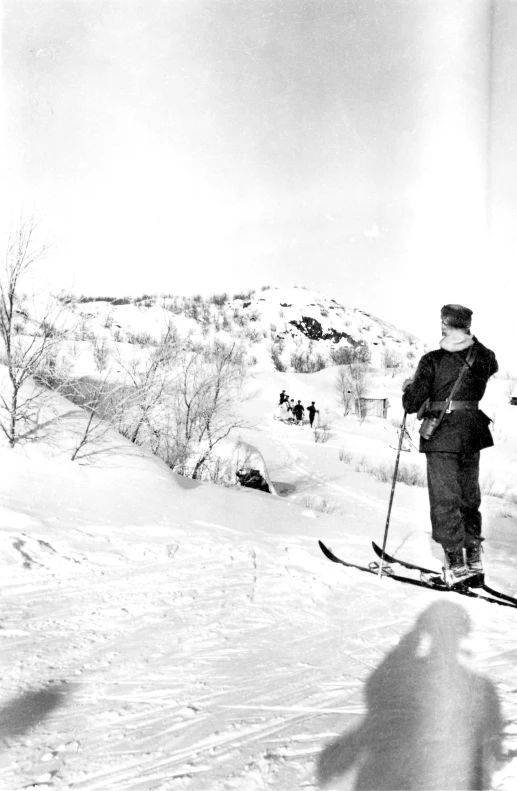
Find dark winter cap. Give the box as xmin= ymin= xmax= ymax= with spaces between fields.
xmin=440 ymin=304 xmax=473 ymax=329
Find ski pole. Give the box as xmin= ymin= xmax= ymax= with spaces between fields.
xmin=378 ymin=411 xmax=407 ymax=579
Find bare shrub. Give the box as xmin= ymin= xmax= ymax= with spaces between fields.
xmin=356 ymin=458 xmax=427 ymax=487
xmin=338 ymin=447 xmax=352 ymax=463
xmin=270 ymin=341 xmax=287 ymax=372
xmin=127 ymin=331 xmax=156 ymax=346
xmin=481 ymin=474 xmax=508 ymax=499
xmin=92 ymin=337 xmax=110 ymax=372
xmin=291 ymin=351 xmax=327 ymax=373
xmin=314 ymin=424 xmax=332 ymax=443
xmin=233 ymin=289 xmax=255 ymax=300
xmin=355 ymin=457 xmax=368 ymax=473
xmin=210 ymin=293 xmax=228 ymax=306
xmin=331 ymin=341 xmax=370 ymax=366
xmin=244 ymin=328 xmax=263 ymax=345
xmin=301 ymin=495 xmax=335 ymax=514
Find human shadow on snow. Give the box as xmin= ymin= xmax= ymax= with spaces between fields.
xmin=0 ymin=683 xmax=72 ymax=745
xmin=317 ymin=601 xmax=504 ymax=790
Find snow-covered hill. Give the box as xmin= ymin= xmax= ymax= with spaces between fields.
xmin=2 ymin=364 xmax=517 ymax=790
xmin=43 ymin=286 xmax=427 ymax=374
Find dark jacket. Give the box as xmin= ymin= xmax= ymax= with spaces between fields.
xmin=403 ymin=336 xmax=498 ymax=453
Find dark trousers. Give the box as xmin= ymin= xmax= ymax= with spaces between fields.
xmin=426 ymin=451 xmax=482 ymax=554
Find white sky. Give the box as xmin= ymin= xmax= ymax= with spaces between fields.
xmin=2 ymin=0 xmax=516 ymax=367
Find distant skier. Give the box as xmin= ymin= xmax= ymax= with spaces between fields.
xmin=306 ymin=401 xmax=319 ymax=428
xmin=293 ymin=400 xmax=305 ymax=424
xmin=279 ymin=390 xmax=288 ymax=406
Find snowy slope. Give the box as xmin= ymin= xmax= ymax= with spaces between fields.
xmin=33 ymin=287 xmax=427 ymax=375
xmin=230 ymin=286 xmax=425 ymax=370
xmin=2 ymin=366 xmax=517 ymax=790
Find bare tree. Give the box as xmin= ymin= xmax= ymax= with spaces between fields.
xmin=33 ymin=351 xmax=140 ymax=462
xmin=115 ymin=321 xmax=180 ymax=445
xmin=383 ymin=348 xmax=403 ymax=377
xmin=166 ymin=342 xmax=249 ymax=478
xmin=335 ymin=362 xmax=371 ymax=422
xmin=335 ymin=366 xmax=354 ymax=416
xmin=63 ymin=377 xmax=130 ymax=462
xmin=0 ymin=216 xmax=63 ymax=446
xmin=504 ymin=370 xmax=517 ymax=402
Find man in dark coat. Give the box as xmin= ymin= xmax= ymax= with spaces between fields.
xmin=293 ymin=400 xmax=305 ymax=424
xmin=402 ymin=304 xmax=498 ymax=588
xmin=307 ymin=401 xmax=319 ymax=428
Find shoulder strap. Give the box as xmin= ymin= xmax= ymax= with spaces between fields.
xmin=431 ymin=346 xmax=477 ymax=428
xmin=447 ymin=345 xmax=477 ymax=404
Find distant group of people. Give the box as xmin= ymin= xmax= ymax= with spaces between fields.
xmin=278 ymin=390 xmax=319 ymax=427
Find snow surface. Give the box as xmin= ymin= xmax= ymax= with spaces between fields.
xmin=2 ymin=299 xmax=517 ymax=789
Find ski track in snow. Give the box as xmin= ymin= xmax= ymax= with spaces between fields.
xmin=3 ymin=528 xmax=517 ymax=790
xmin=1 ymin=537 xmax=357 ymax=790
xmin=3 ymin=402 xmax=517 ymax=788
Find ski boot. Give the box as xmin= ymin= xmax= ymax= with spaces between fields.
xmin=443 ymin=548 xmax=473 ymax=589
xmin=420 ymin=548 xmax=470 ymax=590
xmin=464 ymin=542 xmax=484 ymax=587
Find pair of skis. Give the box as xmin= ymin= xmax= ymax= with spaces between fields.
xmin=319 ymin=540 xmax=517 ymax=610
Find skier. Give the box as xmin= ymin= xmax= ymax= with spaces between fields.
xmin=402 ymin=304 xmax=498 ymax=588
xmin=306 ymin=401 xmax=319 ymax=428
xmin=293 ymin=400 xmax=305 ymax=425
xmin=279 ymin=400 xmax=289 ymax=421
xmin=279 ymin=390 xmax=288 ymax=406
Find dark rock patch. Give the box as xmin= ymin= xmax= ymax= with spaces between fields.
xmin=288 ymin=317 xmax=360 ymax=345
xmin=236 ymin=469 xmax=270 ymax=493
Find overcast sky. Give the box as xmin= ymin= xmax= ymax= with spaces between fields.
xmin=2 ymin=0 xmax=516 ymax=366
